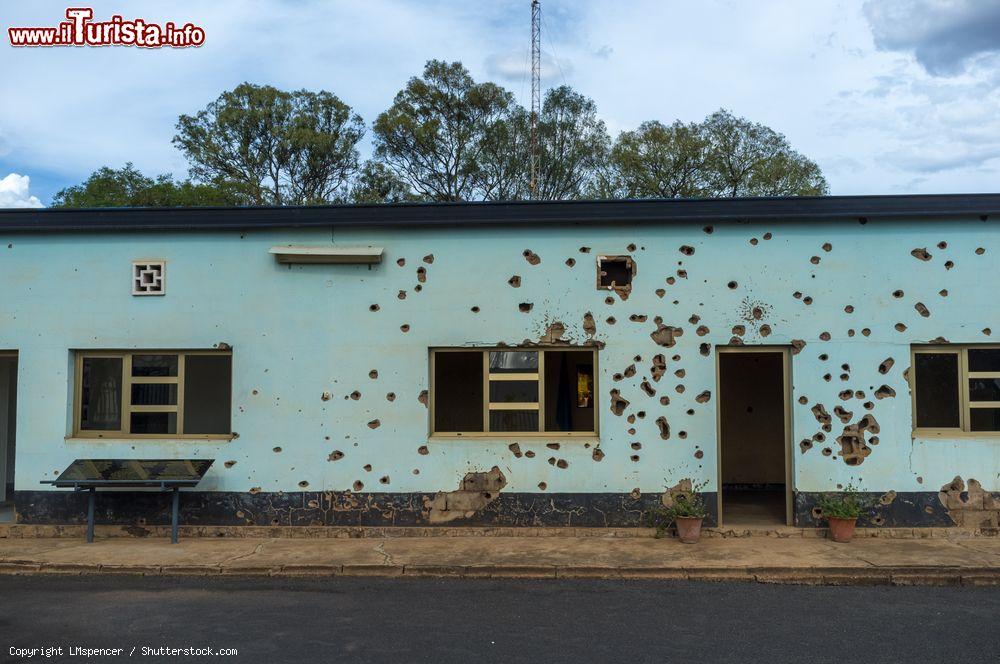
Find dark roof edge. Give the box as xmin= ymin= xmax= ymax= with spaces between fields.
xmin=1 ymin=194 xmax=998 ymax=233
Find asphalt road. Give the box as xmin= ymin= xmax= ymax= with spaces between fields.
xmin=2 ymin=576 xmax=998 ymax=663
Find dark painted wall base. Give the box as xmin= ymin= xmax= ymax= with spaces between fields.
xmin=794 ymin=491 xmax=970 ymax=528
xmin=14 ymin=490 xmax=719 ymax=528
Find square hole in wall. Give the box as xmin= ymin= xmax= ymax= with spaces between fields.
xmin=596 ymin=255 xmax=635 ymax=293
xmin=132 ymin=261 xmax=165 ymax=296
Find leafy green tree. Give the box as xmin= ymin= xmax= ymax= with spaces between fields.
xmin=349 ymin=160 xmax=419 ymax=204
xmin=531 ymin=86 xmax=610 ymax=200
xmin=701 ymin=109 xmax=827 ymax=197
xmin=596 ymin=120 xmax=708 ymax=198
xmin=173 ymin=83 xmax=364 ymax=205
xmin=373 ymin=60 xmax=514 ymax=201
xmin=51 ymin=164 xmax=243 ymax=207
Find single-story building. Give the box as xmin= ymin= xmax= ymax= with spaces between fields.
xmin=1 ymin=195 xmax=998 ymax=529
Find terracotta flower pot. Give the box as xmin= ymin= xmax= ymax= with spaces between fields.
xmin=675 ymin=516 xmax=703 ymax=544
xmin=827 ymin=516 xmax=857 ymax=543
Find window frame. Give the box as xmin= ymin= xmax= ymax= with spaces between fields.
xmin=429 ymin=346 xmax=599 ymax=439
xmin=910 ymin=344 xmax=1000 ymax=437
xmin=72 ymin=349 xmax=233 ymax=440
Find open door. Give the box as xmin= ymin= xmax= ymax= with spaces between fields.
xmin=0 ymin=352 xmax=16 ymax=516
xmin=717 ymin=348 xmax=792 ymax=526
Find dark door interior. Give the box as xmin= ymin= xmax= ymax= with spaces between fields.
xmin=0 ymin=354 xmax=16 ymax=509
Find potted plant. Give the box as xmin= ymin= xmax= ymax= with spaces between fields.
xmin=817 ymin=483 xmax=869 ymax=543
xmin=648 ymin=480 xmax=708 ymax=543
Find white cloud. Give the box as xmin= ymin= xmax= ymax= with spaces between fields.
xmin=0 ymin=173 xmax=44 ymax=208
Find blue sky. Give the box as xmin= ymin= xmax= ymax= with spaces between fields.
xmin=2 ymin=0 xmax=999 ymax=206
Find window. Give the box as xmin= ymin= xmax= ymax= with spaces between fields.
xmin=596 ymin=256 xmax=634 ymax=293
xmin=431 ymin=348 xmax=597 ymax=437
xmin=912 ymin=346 xmax=1000 ymax=434
xmin=74 ymin=351 xmax=232 ymax=438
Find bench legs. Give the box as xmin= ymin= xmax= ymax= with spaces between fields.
xmin=86 ymin=487 xmax=95 ymax=544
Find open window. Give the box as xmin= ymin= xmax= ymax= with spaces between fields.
xmin=74 ymin=351 xmax=232 ymax=439
xmin=431 ymin=348 xmax=597 ymax=437
xmin=596 ymin=256 xmax=635 ymax=294
xmin=912 ymin=345 xmax=1000 ymax=434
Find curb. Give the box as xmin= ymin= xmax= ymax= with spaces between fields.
xmin=1 ymin=561 xmax=997 ymax=585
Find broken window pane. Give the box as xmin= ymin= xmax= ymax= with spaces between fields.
xmin=597 ymin=256 xmax=633 ymax=290
xmin=434 ymin=352 xmax=484 ymax=432
xmin=131 ymin=383 xmax=178 ymax=406
xmin=970 ymin=408 xmax=1000 ymax=432
xmin=489 ymin=351 xmax=537 ymax=373
xmin=490 ymin=409 xmax=539 ymax=432
xmin=968 ymin=349 xmax=1000 ymax=373
xmin=183 ymin=355 xmax=232 ymax=435
xmin=489 ymin=380 xmax=538 ymax=403
xmin=130 ymin=411 xmax=177 ymax=434
xmin=80 ymin=357 xmax=123 ymax=431
xmin=132 ymin=354 xmax=178 ymax=377
xmin=969 ymin=377 xmax=1000 ymax=402
xmin=544 ymin=351 xmax=596 ymax=432
xmin=914 ymin=353 xmax=960 ymax=428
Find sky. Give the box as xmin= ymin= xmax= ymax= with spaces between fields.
xmin=1 ymin=0 xmax=999 ymax=206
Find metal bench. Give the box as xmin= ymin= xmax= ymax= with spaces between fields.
xmin=41 ymin=459 xmax=214 ymax=543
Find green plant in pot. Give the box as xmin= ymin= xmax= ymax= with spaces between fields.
xmin=816 ymin=483 xmax=871 ymax=543
xmin=648 ymin=480 xmax=709 ymax=543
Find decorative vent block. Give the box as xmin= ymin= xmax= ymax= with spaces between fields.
xmin=132 ymin=261 xmax=165 ymax=296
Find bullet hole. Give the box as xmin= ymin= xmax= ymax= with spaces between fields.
xmin=800 ymin=439 xmax=813 ymax=453
xmin=470 ymin=306 xmax=480 ymax=313
xmin=328 ymin=450 xmax=344 ymax=461
xmin=976 ymin=247 xmax=985 ymax=255
xmin=875 ymin=385 xmax=896 ymax=399
xmin=273 ymin=446 xmax=282 ymax=453
xmin=579 ymin=246 xmax=591 ymax=253
xmin=841 ymin=363 xmax=850 ymax=372
xmin=822 ymin=448 xmax=832 ymax=456
xmin=605 ymin=296 xmax=615 ymax=305
xmin=822 ymin=242 xmax=832 ymax=252
xmin=911 ymin=248 xmax=932 ymax=261
xmin=418 ymin=390 xmax=429 ymax=407
xmin=891 ymin=290 xmax=905 ymax=299
xmin=546 ymin=443 xmax=561 ymax=451
xmin=844 ymin=305 xmax=854 ymax=313
xmin=566 ymin=258 xmax=576 ymax=267
xmin=606 ymin=316 xmax=617 ymax=324
xmin=650 ymin=323 xmax=683 ymax=347
xmin=803 ymin=296 xmax=813 ymax=305
xmin=984 ymin=328 xmax=993 ymax=336
xmin=379 ymin=475 xmax=390 ymax=484
xmin=894 ymin=323 xmax=907 ymax=332
xmin=819 ymin=354 xmax=829 ymax=361
xmin=679 ymin=245 xmax=695 ymax=256
xmin=937 ymin=241 xmax=947 ymax=250
xmin=677 ymin=269 xmax=688 ymax=279
xmin=798 ymin=395 xmax=808 ymax=405
xmin=839 ymin=373 xmax=849 ymax=381
xmin=839 ymin=390 xmax=852 ymax=400
xmin=812 ymin=404 xmax=832 ymax=428
xmin=414 ymin=285 xmax=422 ymax=292
xmin=400 ymin=324 xmax=410 ymax=332
xmin=944 ymin=260 xmax=954 ymax=269
xmin=861 ymin=328 xmax=871 ymax=336
xmin=819 ymin=331 xmax=831 ymax=341
xmin=641 ymin=380 xmax=656 ymax=396
xmin=538 ymin=482 xmax=548 ymax=490
xmin=508 ymin=275 xmax=521 ymax=288
xmin=879 ymin=357 xmax=894 ymax=374
xmin=416 ymin=267 xmax=427 ymax=282
xmin=659 ymin=396 xmax=671 ymax=406
xmin=813 ymin=432 xmax=825 ymax=443
xmin=834 ymin=406 xmax=854 ymax=424
xmin=523 ymin=249 xmax=541 ymax=265
xmin=634 ymin=354 xmax=643 ymax=362
xmin=398 ymin=290 xmax=407 ymax=300
xmin=793 ymin=291 xmax=802 ymax=299
xmin=750 ymin=238 xmax=759 ymax=246
xmin=369 ymin=304 xmax=380 ymax=312
xmin=630 ymin=454 xmax=640 ymax=462
xmin=224 ymin=460 xmax=237 ymax=468
xmin=689 ymin=314 xmax=701 ymax=324
xmin=763 ymin=232 xmax=772 ymax=240
xmin=252 ymin=389 xmax=259 ymax=396
xmin=939 ymin=289 xmax=948 ymax=297
xmin=519 ymin=302 xmax=533 ymax=313
xmin=623 ymin=364 xmax=637 ymax=378
xmin=353 ymin=481 xmax=364 ymax=491
xmin=629 ymin=314 xmax=648 ymax=323
xmin=864 ymin=401 xmax=874 ymax=410
xmin=627 ymin=414 xmax=636 ymax=424
xmin=298 ymin=480 xmax=309 ymax=488
xmin=655 ymin=289 xmax=666 ymax=298
xmin=823 ymin=374 xmax=832 ymax=381
xmin=321 ymin=391 xmax=332 ymax=402
xmin=396 ymin=258 xmax=406 ymax=267
xmin=384 ymin=392 xmax=396 ymax=403
xmin=869 ymin=436 xmax=879 ymax=445
xmin=364 ymin=464 xmax=373 ymax=472
xmin=675 ymin=385 xmax=685 ymax=394
xmin=914 ymin=302 xmax=930 ymax=317
xmin=367 ymin=419 xmax=381 ymax=430
xmin=791 ymin=339 xmax=806 ymax=355
xmin=369 ymin=370 xmax=379 ymax=379
xmin=666 ymin=277 xmax=676 ymax=285
xmin=627 ymin=243 xmax=637 ymax=252
xmin=655 ymin=416 xmax=670 ymax=439
xmin=674 ymin=368 xmax=686 ymax=378
xmin=613 ymin=373 xmax=624 ymax=382
xmin=727 ymin=281 xmax=738 ymax=289
xmin=610 ymin=389 xmax=629 ymax=416
xmin=810 ymin=256 xmax=821 ymax=265
xmin=917 ymin=476 xmax=923 ymax=484
xmin=703 ymin=225 xmax=714 ymax=234
xmin=423 ymin=254 xmax=434 ymax=264
xmin=732 ymin=325 xmax=745 ymax=336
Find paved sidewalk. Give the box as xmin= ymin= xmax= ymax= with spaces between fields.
xmin=1 ymin=534 xmax=998 ymax=585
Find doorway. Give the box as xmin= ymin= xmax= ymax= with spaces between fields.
xmin=0 ymin=352 xmax=17 ymax=520
xmin=717 ymin=348 xmax=791 ymax=526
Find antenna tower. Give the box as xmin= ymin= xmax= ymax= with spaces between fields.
xmin=530 ymin=0 xmax=540 ymax=199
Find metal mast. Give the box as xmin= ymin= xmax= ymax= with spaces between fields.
xmin=530 ymin=0 xmax=540 ymax=199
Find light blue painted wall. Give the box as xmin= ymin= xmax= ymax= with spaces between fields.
xmin=1 ymin=217 xmax=998 ymax=497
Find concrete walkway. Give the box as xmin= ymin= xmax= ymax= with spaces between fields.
xmin=1 ymin=535 xmax=998 ymax=585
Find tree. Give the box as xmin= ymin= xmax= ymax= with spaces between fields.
xmin=597 ymin=120 xmax=708 ymax=198
xmin=373 ymin=60 xmax=513 ymax=201
xmin=51 ymin=164 xmax=243 ymax=207
xmin=701 ymin=109 xmax=827 ymax=197
xmin=173 ymin=83 xmax=364 ymax=205
xmin=532 ymin=86 xmax=611 ymax=200
xmin=349 ymin=160 xmax=419 ymax=204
